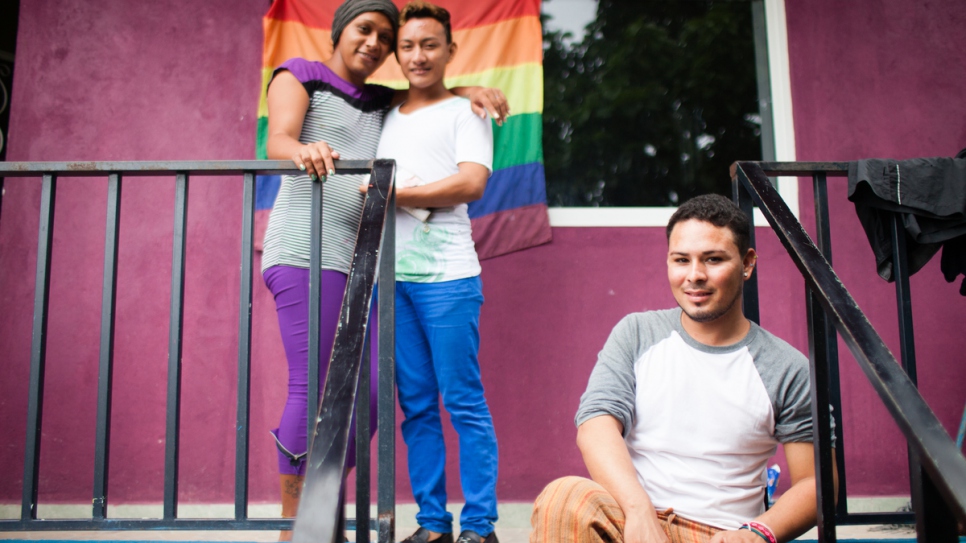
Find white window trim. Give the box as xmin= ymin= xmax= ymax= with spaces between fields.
xmin=549 ymin=0 xmax=797 ymax=228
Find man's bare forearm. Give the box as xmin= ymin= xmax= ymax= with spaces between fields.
xmin=577 ymin=416 xmax=668 ymax=543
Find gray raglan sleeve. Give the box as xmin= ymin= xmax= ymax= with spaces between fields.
xmin=575 ymin=315 xmax=641 ymax=437
xmin=754 ymin=332 xmax=837 ymax=446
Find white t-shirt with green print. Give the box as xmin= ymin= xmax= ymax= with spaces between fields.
xmin=376 ymin=97 xmax=493 ymax=283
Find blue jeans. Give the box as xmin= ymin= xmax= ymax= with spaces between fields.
xmin=395 ymin=276 xmax=498 ymax=536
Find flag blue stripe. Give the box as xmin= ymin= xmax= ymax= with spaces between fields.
xmin=256 ymin=175 xmax=281 ymax=210
xmin=469 ymin=162 xmax=547 ymax=219
xmin=259 ymin=164 xmax=547 ymax=218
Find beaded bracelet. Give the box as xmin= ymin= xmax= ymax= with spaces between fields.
xmin=739 ymin=521 xmax=777 ymax=543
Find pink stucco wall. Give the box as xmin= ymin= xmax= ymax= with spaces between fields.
xmin=1 ymin=0 xmax=964 ymax=511
xmin=786 ymin=0 xmax=966 ymax=495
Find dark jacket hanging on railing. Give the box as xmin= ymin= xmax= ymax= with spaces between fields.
xmin=848 ymin=154 xmax=966 ymax=293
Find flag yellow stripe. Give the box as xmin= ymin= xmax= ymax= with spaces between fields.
xmin=375 ymin=64 xmax=544 ymax=115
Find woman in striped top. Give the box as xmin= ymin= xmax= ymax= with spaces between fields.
xmin=260 ymin=0 xmax=508 ymax=535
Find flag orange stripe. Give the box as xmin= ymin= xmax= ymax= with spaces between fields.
xmin=264 ymin=16 xmax=542 ymax=79
xmin=266 ymin=0 xmax=539 ymax=32
xmin=262 ymin=17 xmax=332 ymax=67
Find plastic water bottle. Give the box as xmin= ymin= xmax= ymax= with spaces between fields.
xmin=766 ymin=464 xmax=781 ymax=507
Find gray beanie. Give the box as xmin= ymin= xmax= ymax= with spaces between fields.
xmin=331 ymin=0 xmax=400 ymax=51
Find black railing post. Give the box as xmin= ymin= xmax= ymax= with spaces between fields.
xmin=163 ymin=172 xmax=189 ymax=520
xmin=811 ymin=173 xmax=848 ymax=518
xmin=732 ymin=171 xmax=760 ymax=324
xmin=890 ymin=213 xmax=958 ymax=543
xmin=356 ymin=333 xmax=372 ymax=543
xmin=805 ymin=285 xmax=839 ymax=543
xmin=377 ymin=189 xmax=396 ymax=543
xmin=234 ymin=171 xmax=256 ymax=520
xmin=0 ymin=177 xmax=5 ymax=240
xmin=308 ymin=176 xmax=323 ymax=459
xmin=890 ymin=212 xmax=918 ymax=403
xmin=93 ymin=173 xmax=122 ymax=519
xmin=21 ymin=173 xmax=56 ymax=521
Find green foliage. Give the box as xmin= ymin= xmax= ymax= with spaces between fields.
xmin=542 ymin=0 xmax=762 ymax=206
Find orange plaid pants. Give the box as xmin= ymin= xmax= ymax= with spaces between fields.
xmin=530 ymin=477 xmax=721 ymax=543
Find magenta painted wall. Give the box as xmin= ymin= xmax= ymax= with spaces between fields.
xmin=785 ymin=0 xmax=966 ymax=495
xmin=1 ymin=0 xmax=964 ymax=512
xmin=0 ymin=0 xmax=270 ymax=505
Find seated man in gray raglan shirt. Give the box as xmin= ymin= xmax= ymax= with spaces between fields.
xmin=530 ymin=194 xmax=836 ymax=543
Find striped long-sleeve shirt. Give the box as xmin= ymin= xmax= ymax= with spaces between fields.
xmin=261 ymin=58 xmax=394 ymax=274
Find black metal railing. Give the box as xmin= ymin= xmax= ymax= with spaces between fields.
xmin=732 ymin=161 xmax=966 ymax=543
xmin=0 ymin=160 xmax=398 ymax=542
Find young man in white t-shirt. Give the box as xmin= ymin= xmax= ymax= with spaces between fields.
xmin=371 ymin=3 xmax=498 ymax=543
xmin=530 ymin=195 xmax=837 ymax=543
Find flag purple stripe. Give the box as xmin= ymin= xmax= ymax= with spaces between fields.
xmin=471 ymin=203 xmax=552 ymax=259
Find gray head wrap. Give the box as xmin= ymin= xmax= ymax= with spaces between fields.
xmin=331 ymin=0 xmax=400 ymax=51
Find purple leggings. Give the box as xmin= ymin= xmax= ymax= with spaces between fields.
xmin=263 ymin=265 xmax=378 ymax=475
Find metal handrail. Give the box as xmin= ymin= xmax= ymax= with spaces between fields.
xmin=0 ymin=159 xmax=396 ymax=541
xmin=0 ymin=159 xmax=372 ymax=176
xmin=732 ymin=161 xmax=966 ymax=543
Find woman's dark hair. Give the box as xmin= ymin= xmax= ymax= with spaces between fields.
xmin=666 ymin=194 xmax=751 ymax=254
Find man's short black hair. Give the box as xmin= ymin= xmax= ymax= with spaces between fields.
xmin=666 ymin=194 xmax=751 ymax=254
xmin=399 ymin=1 xmax=452 ymax=43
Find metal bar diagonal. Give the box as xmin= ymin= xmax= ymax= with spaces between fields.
xmin=21 ymin=173 xmax=57 ymax=521
xmin=163 ymin=172 xmax=190 ymax=520
xmin=293 ymin=159 xmax=396 ymax=543
xmin=732 ymin=161 xmax=966 ymax=524
xmin=93 ymin=172 xmax=122 ymax=519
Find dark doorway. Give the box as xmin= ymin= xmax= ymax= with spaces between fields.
xmin=0 ymin=0 xmax=19 ymax=161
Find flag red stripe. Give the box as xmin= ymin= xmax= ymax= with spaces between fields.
xmin=266 ymin=0 xmax=540 ymax=31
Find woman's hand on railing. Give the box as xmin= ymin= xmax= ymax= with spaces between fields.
xmin=292 ymin=141 xmax=340 ymax=182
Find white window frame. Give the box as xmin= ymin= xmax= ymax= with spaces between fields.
xmin=548 ymin=0 xmax=796 ymax=228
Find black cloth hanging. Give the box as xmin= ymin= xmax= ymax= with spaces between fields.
xmin=847 ymin=150 xmax=966 ymax=295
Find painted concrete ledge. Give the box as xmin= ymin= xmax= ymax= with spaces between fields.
xmin=0 ymin=498 xmax=927 ymax=542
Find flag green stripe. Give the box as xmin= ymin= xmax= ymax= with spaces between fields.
xmin=258 ymin=112 xmax=541 ymax=169
xmin=257 ymin=116 xmax=269 ymax=160
xmin=493 ymin=112 xmax=543 ymax=171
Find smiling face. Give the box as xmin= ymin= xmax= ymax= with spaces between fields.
xmin=332 ymin=11 xmax=395 ymax=85
xmin=395 ymin=17 xmax=455 ymax=91
xmin=667 ymin=219 xmax=756 ymax=326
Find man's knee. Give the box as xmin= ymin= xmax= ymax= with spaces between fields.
xmin=531 ymin=476 xmax=626 ymax=543
xmin=532 ymin=476 xmax=607 ymax=524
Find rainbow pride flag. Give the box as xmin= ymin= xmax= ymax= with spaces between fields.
xmin=255 ymin=0 xmax=552 ymax=259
